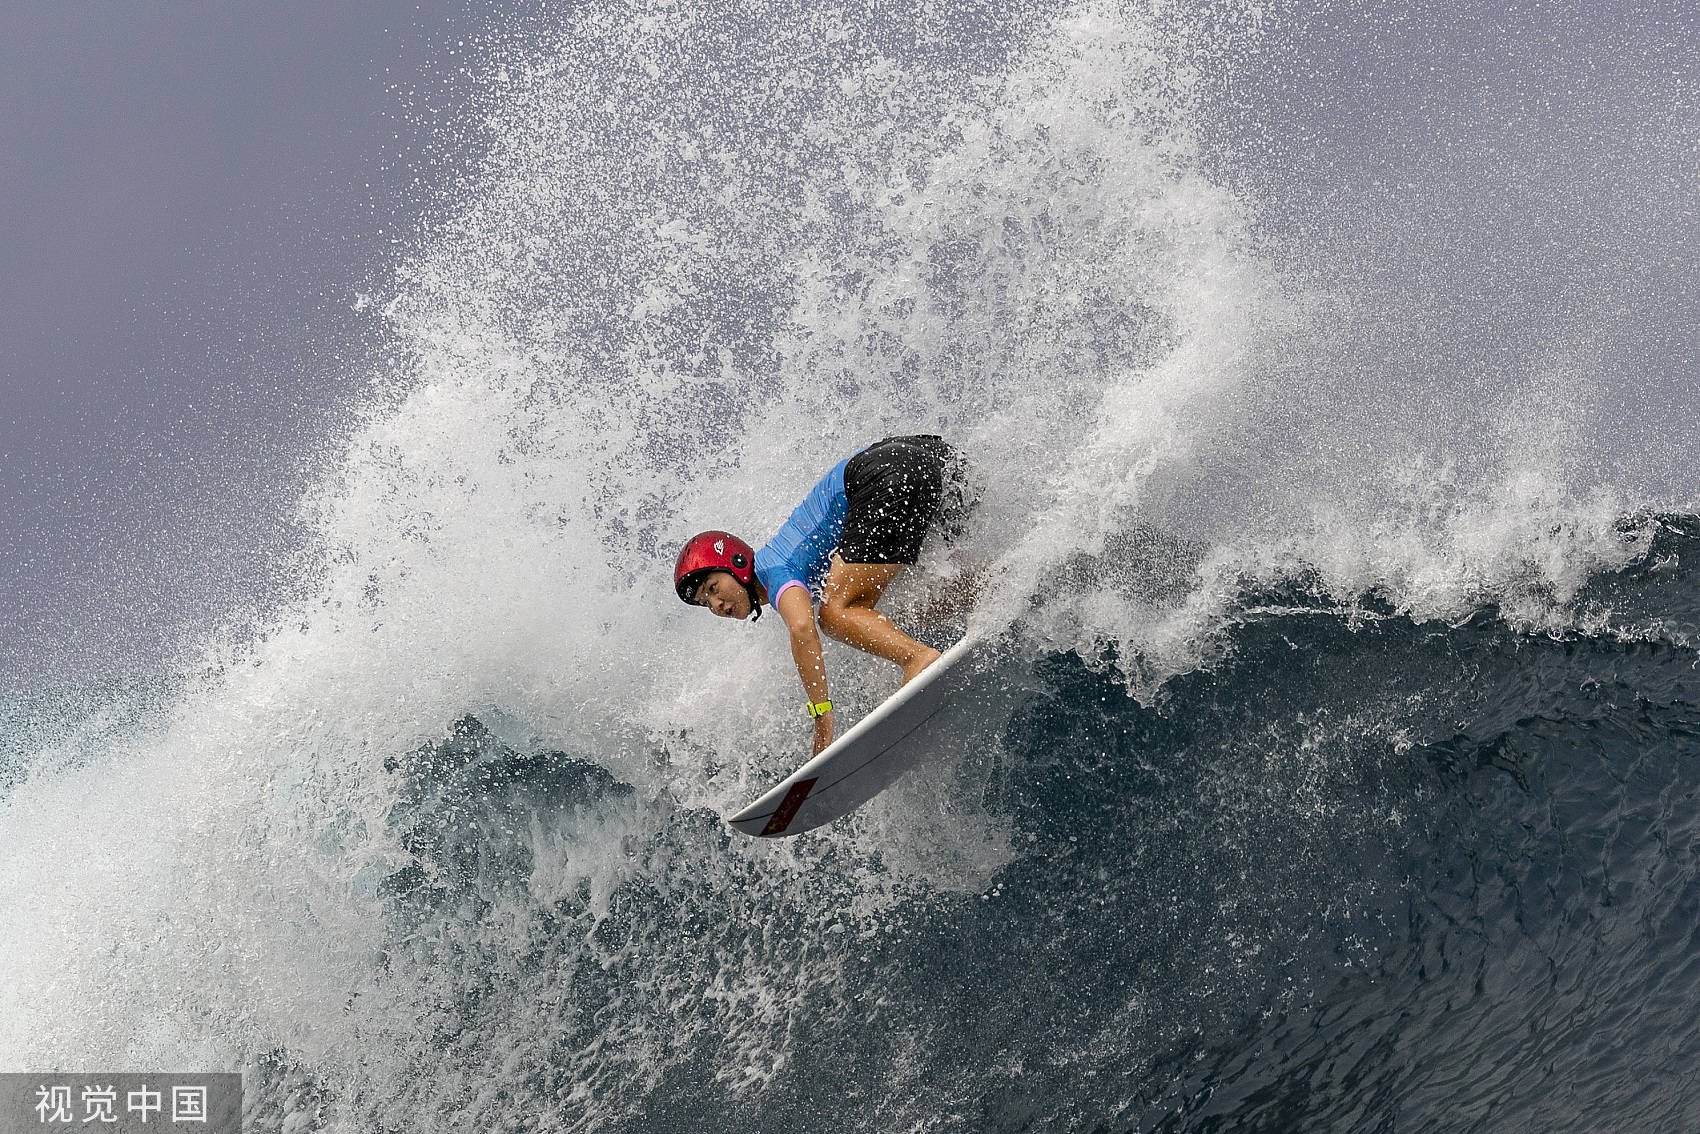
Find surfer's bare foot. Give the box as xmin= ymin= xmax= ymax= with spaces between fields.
xmin=901 ymin=646 xmax=942 ymax=686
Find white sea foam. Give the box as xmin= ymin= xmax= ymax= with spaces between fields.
xmin=3 ymin=0 xmax=1695 ymax=1125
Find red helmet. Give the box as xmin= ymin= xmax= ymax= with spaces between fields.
xmin=674 ymin=531 xmax=760 ymax=614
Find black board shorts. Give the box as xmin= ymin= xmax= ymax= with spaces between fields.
xmin=837 ymin=435 xmax=978 ymax=565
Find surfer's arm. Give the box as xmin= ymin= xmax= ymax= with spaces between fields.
xmin=775 ymin=584 xmax=834 ymax=754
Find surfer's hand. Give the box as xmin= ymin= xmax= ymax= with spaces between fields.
xmin=811 ymin=712 xmax=835 ymax=755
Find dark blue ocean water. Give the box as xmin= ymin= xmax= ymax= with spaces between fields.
xmin=4 ymin=3 xmax=1696 ymax=1130
xmin=225 ymin=516 xmax=1700 ymax=1132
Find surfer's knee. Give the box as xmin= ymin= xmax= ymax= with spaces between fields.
xmin=817 ymin=594 xmax=860 ymax=638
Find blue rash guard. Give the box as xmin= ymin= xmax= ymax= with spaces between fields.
xmin=753 ymin=455 xmax=854 ymax=609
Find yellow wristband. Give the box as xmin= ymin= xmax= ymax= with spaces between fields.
xmin=806 ymin=700 xmax=833 ymax=719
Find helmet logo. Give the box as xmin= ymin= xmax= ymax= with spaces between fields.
xmin=713 ymin=539 xmax=725 ymax=555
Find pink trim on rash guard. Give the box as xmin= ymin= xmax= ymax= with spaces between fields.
xmin=772 ymin=579 xmax=810 ymax=606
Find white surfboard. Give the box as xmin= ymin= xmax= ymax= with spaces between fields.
xmin=726 ymin=634 xmax=987 ymax=838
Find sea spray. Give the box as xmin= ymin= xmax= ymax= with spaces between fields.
xmin=4 ymin=1 xmax=1698 ymax=1130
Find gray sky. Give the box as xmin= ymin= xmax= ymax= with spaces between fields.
xmin=2 ymin=0 xmax=1693 ymax=690
xmin=1 ymin=0 xmax=485 ymax=688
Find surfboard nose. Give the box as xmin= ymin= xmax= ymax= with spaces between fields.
xmin=726 ymin=635 xmax=984 ymax=838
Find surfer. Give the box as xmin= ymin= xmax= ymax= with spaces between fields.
xmin=674 ymin=434 xmax=978 ymax=755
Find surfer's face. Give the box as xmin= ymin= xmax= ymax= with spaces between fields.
xmin=696 ymin=570 xmax=753 ymax=620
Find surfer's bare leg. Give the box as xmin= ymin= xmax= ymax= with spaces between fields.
xmin=908 ymin=559 xmax=992 ymax=629
xmin=818 ymin=556 xmax=942 ymax=685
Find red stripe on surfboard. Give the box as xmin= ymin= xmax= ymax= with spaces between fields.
xmin=759 ymin=776 xmax=819 ymax=837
